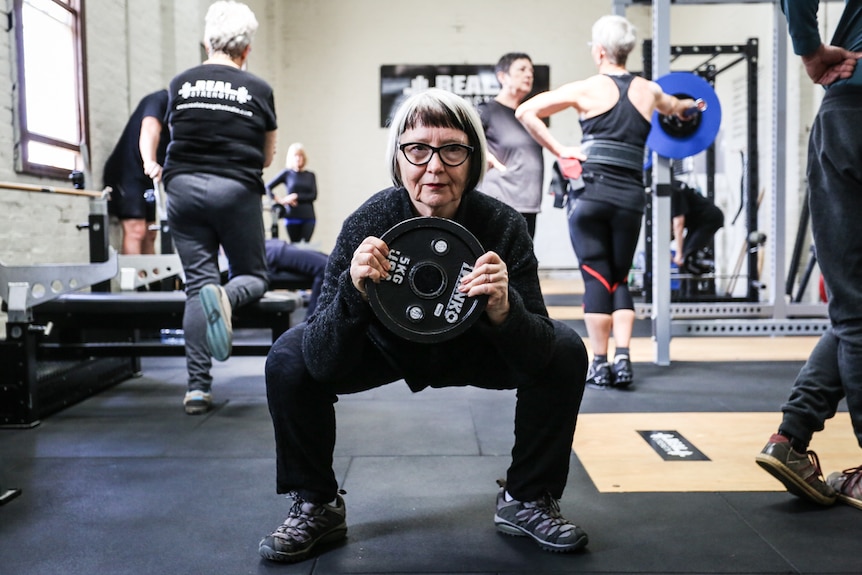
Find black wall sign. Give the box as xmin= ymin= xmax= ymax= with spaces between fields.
xmin=380 ymin=64 xmax=550 ymax=128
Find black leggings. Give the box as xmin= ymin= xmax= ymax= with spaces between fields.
xmin=568 ymin=198 xmax=642 ymax=315
xmin=286 ymin=219 xmax=316 ymax=243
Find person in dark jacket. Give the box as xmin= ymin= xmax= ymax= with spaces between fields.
xmin=259 ymin=88 xmax=589 ymax=563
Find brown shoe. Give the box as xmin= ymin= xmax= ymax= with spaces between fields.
xmin=826 ymin=466 xmax=862 ymax=510
xmin=755 ymin=433 xmax=836 ymax=505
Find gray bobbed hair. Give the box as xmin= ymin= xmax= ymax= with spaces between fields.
xmin=386 ymin=88 xmax=488 ymax=193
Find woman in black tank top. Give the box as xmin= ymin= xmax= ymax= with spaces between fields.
xmin=516 ymin=15 xmax=696 ymax=389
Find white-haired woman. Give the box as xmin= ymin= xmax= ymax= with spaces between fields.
xmin=516 ymin=14 xmax=696 ymax=390
xmin=150 ymin=0 xmax=278 ymax=415
xmin=259 ymin=88 xmax=589 ymax=563
xmin=265 ymin=143 xmax=318 ymax=242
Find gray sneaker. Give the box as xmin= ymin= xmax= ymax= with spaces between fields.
xmin=755 ymin=433 xmax=836 ymax=505
xmin=611 ymin=355 xmax=633 ymax=388
xmin=183 ymin=389 xmax=212 ymax=415
xmin=494 ymin=485 xmax=588 ymax=553
xmin=259 ymin=492 xmax=347 ymax=563
xmin=200 ymin=284 xmax=232 ymax=361
xmin=826 ymin=466 xmax=862 ymax=510
xmin=585 ymin=360 xmax=613 ymax=389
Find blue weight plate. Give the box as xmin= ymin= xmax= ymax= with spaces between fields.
xmin=366 ymin=217 xmax=487 ymax=343
xmin=646 ymin=72 xmax=722 ymax=160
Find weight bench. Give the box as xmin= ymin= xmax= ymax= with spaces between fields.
xmin=33 ymin=290 xmax=301 ymax=358
xmin=120 ymin=253 xmax=316 ymax=295
xmin=0 ymin=251 xmax=302 ymax=426
xmin=268 ymin=270 xmax=314 ymax=291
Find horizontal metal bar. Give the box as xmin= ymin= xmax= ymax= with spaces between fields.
xmin=636 ymin=302 xmax=772 ymax=318
xmin=670 ymin=318 xmax=829 ymax=337
xmin=636 ymin=302 xmax=828 ymax=319
xmin=37 ymin=341 xmax=273 ymax=358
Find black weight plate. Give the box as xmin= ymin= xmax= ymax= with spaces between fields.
xmin=366 ymin=217 xmax=487 ymax=343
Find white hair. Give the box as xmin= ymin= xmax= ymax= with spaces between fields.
xmin=592 ymin=15 xmax=637 ymax=66
xmin=204 ymin=1 xmax=259 ymax=58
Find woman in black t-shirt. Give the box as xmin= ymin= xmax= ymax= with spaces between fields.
xmin=145 ymin=0 xmax=278 ymax=415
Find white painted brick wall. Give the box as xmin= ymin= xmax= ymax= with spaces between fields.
xmin=0 ymin=0 xmax=814 ymax=330
xmin=0 ymin=0 xmax=205 ymax=329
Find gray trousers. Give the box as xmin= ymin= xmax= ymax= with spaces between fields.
xmin=166 ymin=172 xmax=269 ymax=390
xmin=780 ymin=86 xmax=862 ymax=449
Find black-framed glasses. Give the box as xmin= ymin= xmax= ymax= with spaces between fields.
xmin=398 ymin=142 xmax=474 ymax=167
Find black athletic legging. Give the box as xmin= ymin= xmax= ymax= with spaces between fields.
xmin=568 ymin=198 xmax=642 ymax=315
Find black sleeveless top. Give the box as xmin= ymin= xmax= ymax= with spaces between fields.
xmin=577 ymin=74 xmax=651 ymax=212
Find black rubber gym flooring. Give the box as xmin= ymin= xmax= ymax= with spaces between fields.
xmin=1 ymin=318 xmax=858 ymax=574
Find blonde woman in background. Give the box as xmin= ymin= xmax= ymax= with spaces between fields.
xmin=266 ymin=143 xmax=318 ymax=243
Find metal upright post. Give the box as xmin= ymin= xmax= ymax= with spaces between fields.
xmin=73 ymin=170 xmax=112 ymax=293
xmin=772 ymin=8 xmax=789 ymax=318
xmin=651 ymin=0 xmax=672 ymax=365
xmin=746 ymin=38 xmax=761 ymax=302
xmin=88 ymin=197 xmax=112 ymax=292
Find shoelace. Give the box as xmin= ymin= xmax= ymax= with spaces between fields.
xmin=804 ymin=450 xmax=828 ymax=483
xmin=495 ymin=480 xmax=577 ymax=538
xmin=275 ymin=499 xmax=319 ymax=538
xmin=275 ymin=489 xmax=346 ymax=540
xmin=273 ymin=493 xmax=333 ymax=543
xmin=836 ymin=466 xmax=862 ymax=496
xmin=532 ymin=494 xmax=562 ymax=517
xmin=520 ymin=494 xmax=577 ymax=536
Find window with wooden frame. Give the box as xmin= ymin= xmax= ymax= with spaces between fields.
xmin=13 ymin=0 xmax=88 ymax=179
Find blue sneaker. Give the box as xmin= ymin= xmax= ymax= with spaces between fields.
xmin=200 ymin=284 xmax=232 ymax=361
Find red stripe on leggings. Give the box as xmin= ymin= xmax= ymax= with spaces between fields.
xmin=581 ymin=264 xmax=618 ymax=293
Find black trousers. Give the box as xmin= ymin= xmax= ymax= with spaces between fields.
xmin=265 ymin=320 xmax=587 ymax=503
xmin=681 ymin=203 xmax=723 ymax=260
